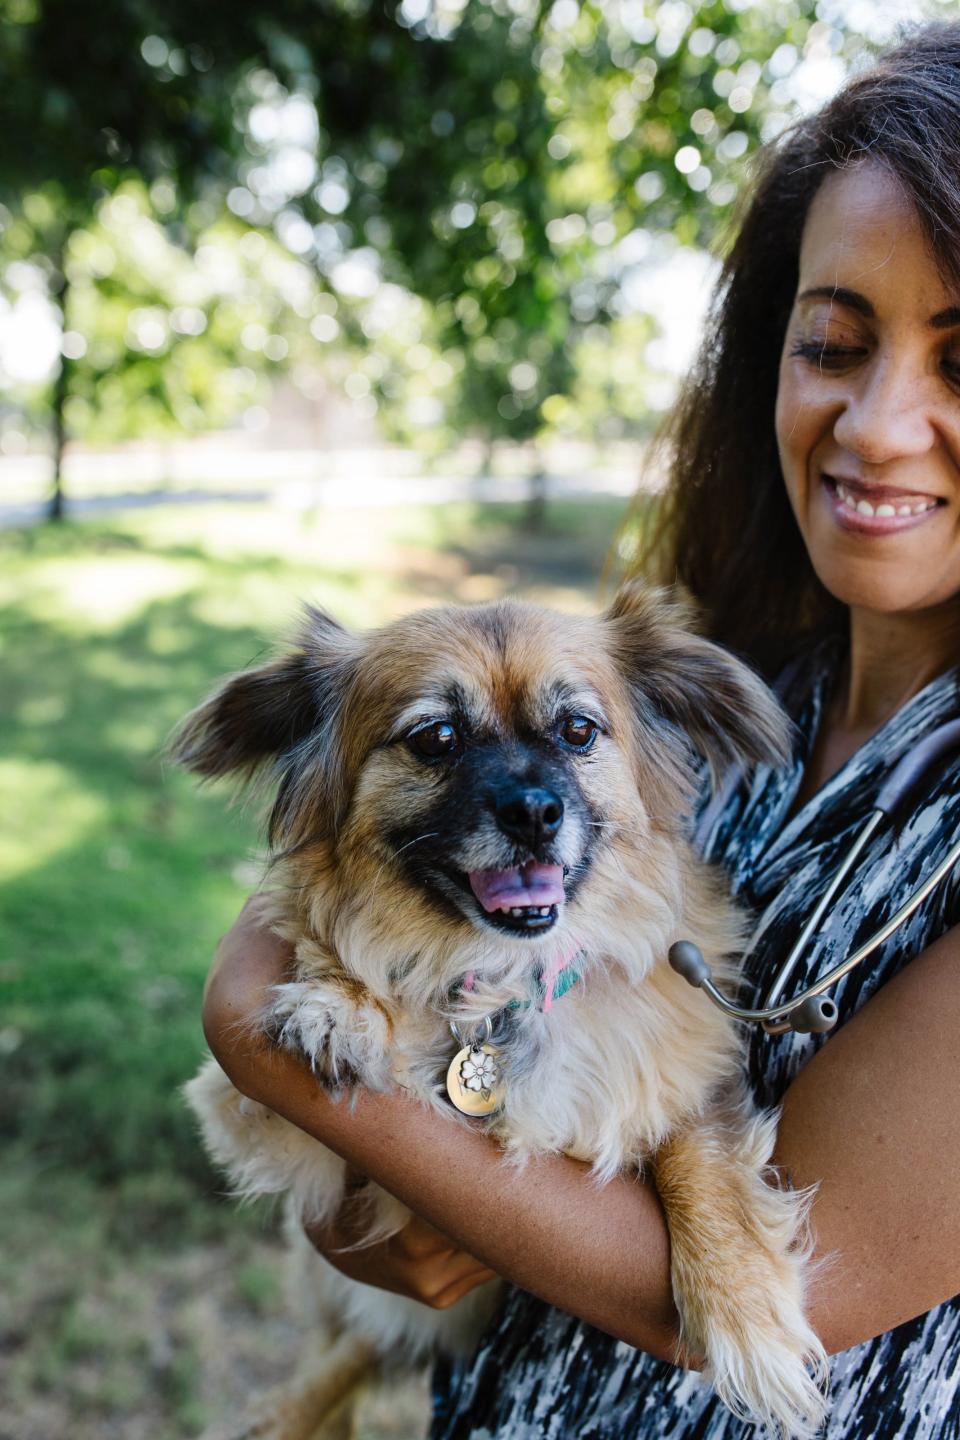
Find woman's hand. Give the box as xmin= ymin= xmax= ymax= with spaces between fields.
xmin=305 ymin=1176 xmax=497 ymax=1309
xmin=203 ymin=895 xmax=296 ymax=1080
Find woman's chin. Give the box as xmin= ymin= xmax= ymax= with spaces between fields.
xmin=804 ymin=517 xmax=955 ymax=616
xmin=811 ymin=557 xmax=951 ymax=618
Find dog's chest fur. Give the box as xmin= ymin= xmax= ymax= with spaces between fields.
xmin=268 ymin=826 xmax=744 ymax=1181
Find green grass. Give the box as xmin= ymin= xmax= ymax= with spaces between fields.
xmin=0 ymin=497 xmax=627 ymax=1203
xmin=0 ymin=494 xmax=629 ymax=1436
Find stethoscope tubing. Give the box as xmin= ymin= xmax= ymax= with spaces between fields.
xmin=761 ymin=809 xmax=882 ymax=1015
xmin=673 ymin=716 xmax=960 ymax=1035
xmin=763 ymin=823 xmax=960 ymax=1030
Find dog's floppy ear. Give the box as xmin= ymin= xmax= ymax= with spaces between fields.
xmin=605 ymin=581 xmax=791 ymax=779
xmin=169 ymin=606 xmax=362 ymax=842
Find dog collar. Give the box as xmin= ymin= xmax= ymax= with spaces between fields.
xmin=506 ymin=953 xmax=584 ymax=1011
xmin=456 ymin=947 xmax=585 ymax=1015
xmin=445 ymin=950 xmax=585 ymax=1116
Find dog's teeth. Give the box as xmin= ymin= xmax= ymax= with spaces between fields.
xmin=497 ymin=902 xmax=556 ymax=921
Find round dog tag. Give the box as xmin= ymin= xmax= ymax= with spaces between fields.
xmin=445 ymin=1042 xmax=504 ymax=1116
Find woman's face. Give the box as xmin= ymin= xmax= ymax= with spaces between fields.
xmin=776 ymin=162 xmax=960 ymax=617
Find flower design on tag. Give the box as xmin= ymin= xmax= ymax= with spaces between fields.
xmin=460 ymin=1047 xmax=499 ymax=1093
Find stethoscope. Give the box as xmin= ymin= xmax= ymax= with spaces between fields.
xmin=668 ymin=718 xmax=960 ymax=1037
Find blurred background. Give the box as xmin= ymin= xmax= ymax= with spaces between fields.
xmin=0 ymin=0 xmax=948 ymax=1435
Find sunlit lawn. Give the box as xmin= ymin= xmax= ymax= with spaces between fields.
xmin=0 ymin=495 xmax=627 ymax=1438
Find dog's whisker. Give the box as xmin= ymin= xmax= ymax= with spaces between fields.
xmin=586 ymin=819 xmax=644 ymax=836
xmin=392 ymin=831 xmax=441 ymax=858
xmin=601 ymin=845 xmax=630 ymax=881
xmin=369 ymin=832 xmax=440 ymax=904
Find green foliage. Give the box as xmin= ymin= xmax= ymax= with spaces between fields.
xmin=0 ymin=0 xmax=900 ymax=466
xmin=60 ymin=193 xmax=270 ymax=440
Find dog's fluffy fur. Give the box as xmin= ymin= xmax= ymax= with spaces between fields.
xmin=175 ymin=583 xmax=828 ymax=1439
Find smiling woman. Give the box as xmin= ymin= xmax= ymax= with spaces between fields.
xmin=200 ymin=20 xmax=960 ymax=1440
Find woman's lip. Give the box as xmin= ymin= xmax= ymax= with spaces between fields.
xmin=824 ymin=472 xmax=941 ymax=505
xmin=820 ymin=474 xmax=943 ymax=535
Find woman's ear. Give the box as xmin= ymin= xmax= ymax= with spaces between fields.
xmin=605 ymin=581 xmax=792 ymax=780
xmin=168 ymin=606 xmax=363 ymax=844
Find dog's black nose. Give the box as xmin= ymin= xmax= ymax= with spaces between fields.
xmin=495 ymin=786 xmax=564 ymax=848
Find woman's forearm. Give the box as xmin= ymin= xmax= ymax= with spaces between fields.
xmin=203 ymin=898 xmax=682 ymax=1358
xmin=213 ymin=1016 xmax=684 ymax=1361
xmin=200 ymin=901 xmax=960 ymax=1369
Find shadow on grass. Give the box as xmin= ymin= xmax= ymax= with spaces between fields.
xmin=0 ymin=497 xmax=639 ymax=1221
xmin=0 ymin=586 xmax=280 ymax=1205
xmin=445 ymin=498 xmax=627 ymax=592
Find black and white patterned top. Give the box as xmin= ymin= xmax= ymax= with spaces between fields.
xmin=431 ymin=640 xmax=960 ymax=1440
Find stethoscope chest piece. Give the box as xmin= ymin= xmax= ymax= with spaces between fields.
xmin=668 ymin=940 xmax=839 ymax=1035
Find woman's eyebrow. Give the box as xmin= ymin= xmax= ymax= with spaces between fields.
xmin=797 ymin=287 xmax=960 ymax=330
xmin=930 ymin=305 xmax=960 ymax=330
xmin=796 ymin=285 xmax=873 ymax=316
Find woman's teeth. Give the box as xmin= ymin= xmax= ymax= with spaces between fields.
xmin=835 ymin=480 xmax=937 ymax=517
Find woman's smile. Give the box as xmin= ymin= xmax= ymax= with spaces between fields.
xmin=820 ymin=471 xmax=944 ymax=534
xmin=776 ymin=162 xmax=960 ymax=617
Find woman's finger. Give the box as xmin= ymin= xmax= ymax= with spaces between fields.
xmin=427 ymin=1266 xmax=500 ymax=1310
xmin=396 ymin=1247 xmax=498 ymax=1303
xmin=395 ymin=1215 xmax=464 ymax=1261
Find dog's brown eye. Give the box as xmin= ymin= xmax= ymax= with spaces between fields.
xmin=409 ymin=721 xmax=461 ymax=759
xmin=559 ymin=715 xmax=598 ymax=751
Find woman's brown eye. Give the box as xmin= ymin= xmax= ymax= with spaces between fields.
xmin=559 ymin=715 xmax=597 ymax=751
xmin=410 ymin=721 xmax=460 ymax=759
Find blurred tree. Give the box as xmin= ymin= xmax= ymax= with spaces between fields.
xmin=0 ymin=0 xmax=894 ymax=517
xmin=0 ymin=0 xmax=290 ymax=514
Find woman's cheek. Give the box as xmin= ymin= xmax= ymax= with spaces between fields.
xmin=775 ymin=362 xmax=815 ymax=504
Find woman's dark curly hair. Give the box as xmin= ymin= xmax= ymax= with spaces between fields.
xmin=640 ymin=20 xmax=960 ymax=674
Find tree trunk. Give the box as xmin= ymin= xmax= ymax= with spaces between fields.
xmin=48 ymin=245 xmax=71 ymax=522
xmin=524 ymin=462 xmax=547 ymax=530
xmin=49 ymin=347 xmax=69 ymax=522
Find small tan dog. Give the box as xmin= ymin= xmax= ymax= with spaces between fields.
xmin=175 ymin=584 xmax=827 ymax=1439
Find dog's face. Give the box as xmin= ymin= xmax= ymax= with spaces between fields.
xmin=342 ymin=603 xmax=629 ymax=942
xmin=172 ymin=584 xmax=788 ymax=953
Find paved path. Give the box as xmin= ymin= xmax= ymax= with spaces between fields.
xmin=0 ymin=470 xmax=638 ymax=529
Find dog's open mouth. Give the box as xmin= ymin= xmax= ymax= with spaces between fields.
xmin=467 ymin=861 xmax=564 ymax=935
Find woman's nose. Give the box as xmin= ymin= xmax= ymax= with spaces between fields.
xmin=832 ymin=360 xmax=937 ymax=465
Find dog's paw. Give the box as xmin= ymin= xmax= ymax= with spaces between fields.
xmin=677 ymin=1180 xmax=828 ymax=1439
xmin=686 ymin=1264 xmax=828 ymax=1440
xmin=655 ymin=1110 xmax=829 ymax=1437
xmin=183 ymin=1056 xmax=311 ymax=1202
xmin=265 ymin=979 xmax=393 ymax=1089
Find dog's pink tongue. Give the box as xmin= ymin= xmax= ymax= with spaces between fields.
xmin=468 ymin=861 xmax=565 ymax=913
